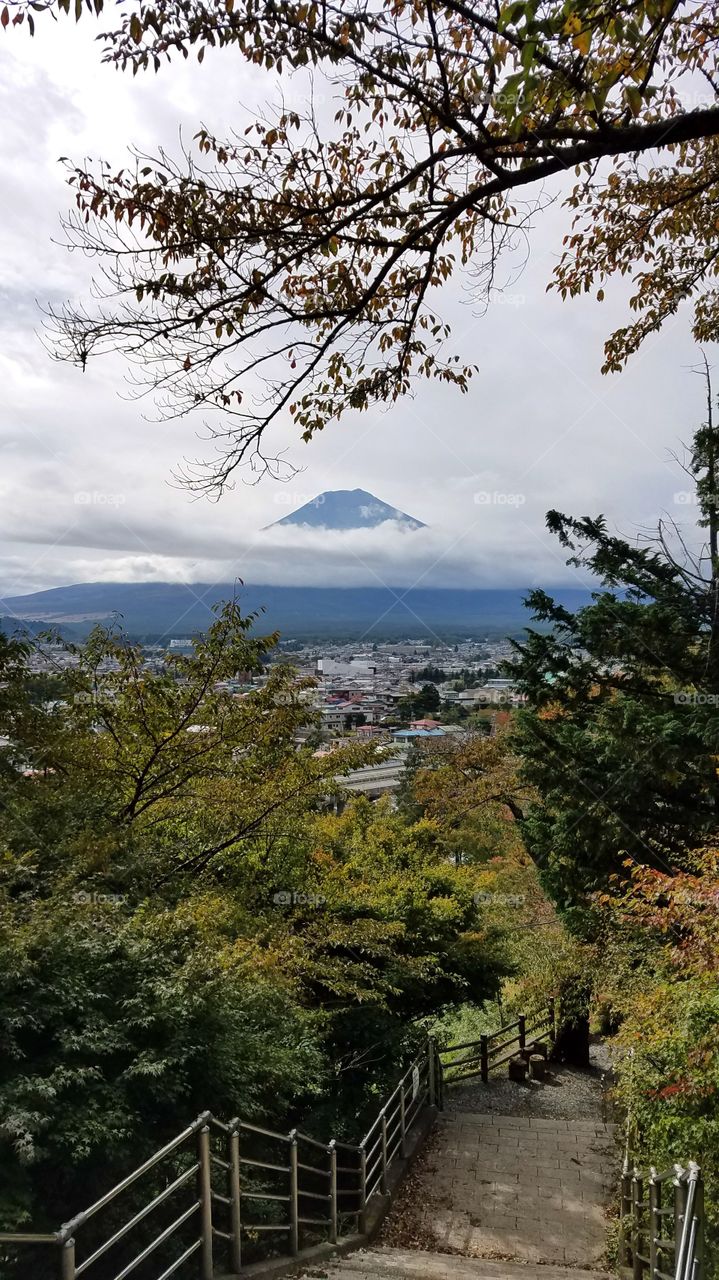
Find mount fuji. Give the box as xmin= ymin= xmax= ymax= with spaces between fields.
xmin=264 ymin=488 xmax=426 ymax=531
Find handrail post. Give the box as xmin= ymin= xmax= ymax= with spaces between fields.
xmin=197 ymin=1125 xmax=213 ymax=1280
xmin=518 ymin=1015 xmax=526 ymax=1051
xmin=631 ymin=1168 xmax=644 ymax=1280
xmin=60 ymin=1238 xmax=76 ymax=1280
xmin=673 ymin=1163 xmax=687 ymax=1280
xmin=399 ymin=1082 xmax=407 ymax=1157
xmin=480 ymin=1034 xmax=489 ymax=1084
xmin=228 ymin=1124 xmax=242 ymax=1275
xmin=648 ymin=1171 xmax=659 ymax=1278
xmin=329 ymin=1141 xmax=338 ymax=1245
xmin=427 ymin=1037 xmax=436 ymax=1107
xmin=620 ymin=1162 xmax=633 ymax=1268
xmin=359 ymin=1145 xmax=367 ymax=1234
xmin=676 ymin=1162 xmax=702 ymax=1280
xmin=380 ymin=1110 xmax=388 ymax=1195
xmin=695 ymin=1166 xmax=705 ymax=1280
xmin=289 ymin=1131 xmax=299 ymax=1258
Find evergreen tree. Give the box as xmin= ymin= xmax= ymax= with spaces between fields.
xmin=509 ymin=382 xmax=719 ymax=920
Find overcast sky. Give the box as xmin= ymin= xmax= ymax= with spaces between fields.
xmin=0 ymin=15 xmax=711 ymax=600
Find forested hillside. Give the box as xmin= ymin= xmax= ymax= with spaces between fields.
xmin=2 ymin=0 xmax=719 ymax=1274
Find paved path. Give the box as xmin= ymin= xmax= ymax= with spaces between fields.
xmin=447 ymin=1040 xmax=611 ymax=1120
xmin=380 ymin=1111 xmax=617 ymax=1266
xmin=300 ymin=1053 xmax=618 ymax=1280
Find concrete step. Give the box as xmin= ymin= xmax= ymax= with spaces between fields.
xmin=301 ymin=1245 xmax=614 ymax=1279
xmin=442 ymin=1111 xmax=617 ymax=1134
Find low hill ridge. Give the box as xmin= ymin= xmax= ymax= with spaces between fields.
xmin=0 ymin=582 xmax=592 ymax=640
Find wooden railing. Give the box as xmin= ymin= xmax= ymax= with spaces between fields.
xmin=438 ymin=1000 xmax=556 ymax=1084
xmin=0 ymin=1039 xmax=441 ymax=1280
xmin=620 ymin=1159 xmax=705 ymax=1280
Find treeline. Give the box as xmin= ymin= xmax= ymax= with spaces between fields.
xmin=0 ymin=611 xmax=509 ymax=1254
xmin=409 ymin=665 xmax=502 ymax=688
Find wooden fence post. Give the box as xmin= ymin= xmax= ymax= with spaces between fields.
xmin=434 ymin=1039 xmax=444 ymax=1111
xmin=480 ymin=1034 xmax=489 ymax=1084
xmin=329 ymin=1141 xmax=338 ymax=1245
xmin=518 ymin=1015 xmax=526 ymax=1051
xmin=427 ymin=1037 xmax=436 ymax=1107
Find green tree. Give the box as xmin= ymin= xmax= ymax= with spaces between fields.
xmin=509 ymin=391 xmax=719 ymax=918
xmin=0 ymin=893 xmax=323 ymax=1236
xmin=11 ymin=0 xmax=719 ymax=486
xmin=0 ymin=608 xmax=358 ymax=1228
xmin=0 ymin=608 xmax=509 ymax=1244
xmin=0 ymin=604 xmax=375 ymax=894
xmin=411 ymin=727 xmax=530 ymax=863
xmin=344 ymin=710 xmax=366 ymax=729
xmin=594 ymin=846 xmax=719 ymax=1267
xmin=395 ymin=682 xmax=440 ymax=722
xmin=401 ymin=683 xmax=441 ymax=719
xmin=294 ymin=797 xmax=510 ymax=1073
xmin=411 ymin=665 xmax=448 ymax=685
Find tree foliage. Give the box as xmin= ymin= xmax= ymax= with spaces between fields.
xmin=594 ymin=846 xmax=719 ymax=1263
xmin=7 ymin=0 xmax=719 ymax=485
xmin=509 ymin=390 xmax=719 ymax=918
xmin=412 ymin=726 xmax=530 ymax=830
xmin=0 ymin=609 xmax=507 ymax=1237
xmin=1 ymin=603 xmax=375 ymax=891
xmin=397 ymin=681 xmax=441 ymax=721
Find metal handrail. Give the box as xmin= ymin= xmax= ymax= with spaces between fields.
xmin=0 ymin=1038 xmax=439 ymax=1279
xmin=73 ymin=1165 xmax=200 ymax=1274
xmin=63 ymin=1113 xmax=211 ymax=1237
xmin=621 ymin=1157 xmax=704 ymax=1280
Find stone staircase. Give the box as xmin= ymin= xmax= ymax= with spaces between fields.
xmin=299 ymin=1111 xmax=617 ymax=1280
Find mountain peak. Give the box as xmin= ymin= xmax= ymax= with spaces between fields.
xmin=264 ymin=488 xmax=426 ymax=531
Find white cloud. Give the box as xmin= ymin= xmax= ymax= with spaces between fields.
xmin=0 ymin=21 xmax=714 ymax=601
